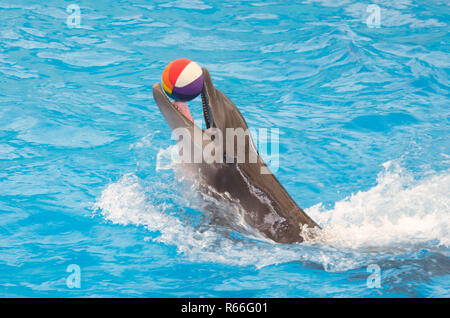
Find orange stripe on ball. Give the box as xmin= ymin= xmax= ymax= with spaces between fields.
xmin=162 ymin=61 xmax=174 ymax=91
xmin=162 ymin=81 xmax=173 ymax=95
xmin=169 ymin=58 xmax=191 ymax=86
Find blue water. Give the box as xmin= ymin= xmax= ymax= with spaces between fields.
xmin=0 ymin=0 xmax=449 ymax=297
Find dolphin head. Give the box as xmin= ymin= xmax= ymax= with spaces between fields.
xmin=153 ymin=67 xmax=256 ymax=163
xmin=153 ymin=68 xmax=249 ymax=132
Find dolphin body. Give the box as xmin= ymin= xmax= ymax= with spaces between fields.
xmin=152 ymin=68 xmax=319 ymax=243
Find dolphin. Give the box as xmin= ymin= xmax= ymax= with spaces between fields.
xmin=152 ymin=68 xmax=320 ymax=243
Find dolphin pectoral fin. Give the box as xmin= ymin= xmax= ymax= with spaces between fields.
xmin=239 ymin=156 xmax=320 ymax=243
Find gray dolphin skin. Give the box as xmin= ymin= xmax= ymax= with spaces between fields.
xmin=152 ymin=68 xmax=320 ymax=243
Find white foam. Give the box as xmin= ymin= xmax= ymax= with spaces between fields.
xmin=93 ymin=173 xmax=320 ymax=268
xmin=93 ymin=158 xmax=449 ymax=270
xmin=155 ymin=144 xmax=179 ymax=171
xmin=304 ymin=161 xmax=450 ymax=250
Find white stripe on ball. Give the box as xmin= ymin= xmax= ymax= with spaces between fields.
xmin=174 ymin=61 xmax=202 ymax=88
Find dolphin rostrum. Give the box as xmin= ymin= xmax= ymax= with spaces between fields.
xmin=152 ymin=68 xmax=320 ymax=243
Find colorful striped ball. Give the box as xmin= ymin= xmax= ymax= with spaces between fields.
xmin=162 ymin=58 xmax=204 ymax=102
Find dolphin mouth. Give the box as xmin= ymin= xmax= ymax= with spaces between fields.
xmin=201 ymin=89 xmax=215 ymax=129
xmin=153 ymin=70 xmax=215 ymax=130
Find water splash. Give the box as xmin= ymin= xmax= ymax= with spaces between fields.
xmin=304 ymin=161 xmax=450 ymax=250
xmin=94 ymin=156 xmax=449 ymax=271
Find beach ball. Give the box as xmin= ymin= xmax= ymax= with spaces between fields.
xmin=162 ymin=58 xmax=204 ymax=101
